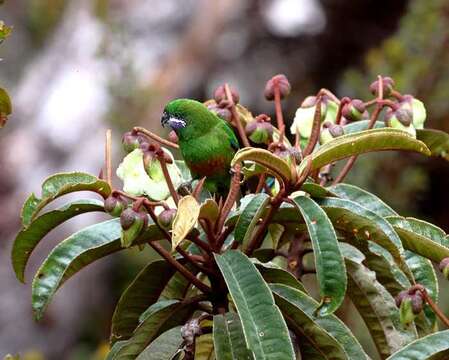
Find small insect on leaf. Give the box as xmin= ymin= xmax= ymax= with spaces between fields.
xmin=171 ymin=195 xmax=200 ymax=250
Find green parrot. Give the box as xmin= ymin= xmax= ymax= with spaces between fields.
xmin=161 ymin=99 xmax=239 ymax=194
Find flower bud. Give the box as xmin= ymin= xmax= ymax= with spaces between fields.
xmin=157 ymin=208 xmax=177 ymax=229
xmin=245 ymin=120 xmax=273 ymax=144
xmin=385 ymin=107 xmax=416 ymax=137
xmin=122 ymin=131 xmax=142 ymax=153
xmin=342 ymin=99 xmax=366 ymax=122
xmin=120 ymin=208 xmax=148 ymax=247
xmin=439 ymin=257 xmax=449 ymax=280
xmin=320 ymin=124 xmax=344 ymax=144
xmin=104 ymin=195 xmax=127 ymax=217
xmin=411 ymin=293 xmax=423 ymax=315
xmin=399 ymin=295 xmax=416 ymax=325
xmin=213 ymin=84 xmax=239 ymax=104
xmin=395 ymin=290 xmax=409 ymax=307
xmin=401 ymin=95 xmax=427 ymax=129
xmin=264 ymin=74 xmax=291 ymax=101
xmin=207 ymin=103 xmax=232 ymax=122
xmin=369 ymin=76 xmax=395 ymax=97
xmin=168 ymin=130 xmax=178 ymax=144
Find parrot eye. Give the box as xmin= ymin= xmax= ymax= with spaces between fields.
xmin=168 ymin=117 xmax=187 ymax=130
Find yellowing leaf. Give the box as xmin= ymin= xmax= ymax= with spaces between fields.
xmin=171 ymin=195 xmax=200 ymax=250
xmin=199 ymin=198 xmax=219 ymax=224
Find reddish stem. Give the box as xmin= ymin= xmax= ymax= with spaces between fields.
xmin=224 ymin=84 xmax=250 ymax=147
xmin=274 ymin=85 xmax=285 ymax=143
xmin=302 ymin=96 xmax=322 ymax=157
xmin=215 ymin=164 xmax=241 ymax=235
xmin=134 ymin=126 xmax=179 ymax=149
xmin=335 ymin=97 xmax=350 ymax=125
xmin=158 ymin=155 xmax=179 ymax=206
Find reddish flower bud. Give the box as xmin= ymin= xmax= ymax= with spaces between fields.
xmin=264 ymin=74 xmax=291 ymax=101
xmin=411 ymin=293 xmax=424 ymax=315
xmin=104 ymin=195 xmax=127 ymax=217
xmin=395 ymin=290 xmax=409 ymax=307
xmin=213 ymin=84 xmax=240 ymax=104
xmin=120 ymin=208 xmax=148 ymax=247
xmin=369 ymin=76 xmax=395 ymax=97
xmin=341 ymin=99 xmax=366 ymax=122
xmin=168 ymin=130 xmax=178 ymax=144
xmin=439 ymin=257 xmax=449 ymax=279
xmin=245 ymin=119 xmax=273 ymax=144
xmin=207 ymin=103 xmax=232 ymax=122
xmin=157 ymin=208 xmax=177 ymax=229
xmin=122 ymin=131 xmax=141 ymax=153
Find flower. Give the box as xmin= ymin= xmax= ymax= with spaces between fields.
xmin=117 ymin=148 xmax=183 ymax=200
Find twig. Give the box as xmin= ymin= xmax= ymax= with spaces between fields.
xmin=224 ymin=83 xmax=250 ymax=147
xmin=302 ymin=96 xmax=322 ymax=156
xmin=192 ymin=177 xmax=206 ymax=201
xmin=149 ymin=241 xmax=211 ymax=294
xmin=134 ymin=126 xmax=179 ymax=149
xmin=274 ymin=85 xmax=285 ymax=143
xmin=255 ymin=173 xmax=266 ymax=193
xmin=335 ymin=97 xmax=350 ymax=125
xmin=215 ymin=164 xmax=241 ymax=235
xmin=158 ymin=155 xmax=180 ymax=206
xmin=105 ymin=129 xmax=112 ymax=186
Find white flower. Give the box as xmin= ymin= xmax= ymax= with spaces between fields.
xmin=411 ymin=98 xmax=426 ymax=129
xmin=117 ymin=148 xmax=183 ymax=200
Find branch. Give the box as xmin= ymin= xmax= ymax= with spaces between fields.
xmin=225 ymin=83 xmax=250 ymax=147
xmin=302 ymin=96 xmax=322 ymax=156
xmin=134 ymin=126 xmax=179 ymax=149
xmin=157 ymin=155 xmax=180 ymax=206
xmin=274 ymin=86 xmax=285 ymax=143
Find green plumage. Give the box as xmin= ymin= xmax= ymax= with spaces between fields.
xmin=162 ymin=99 xmax=239 ymax=194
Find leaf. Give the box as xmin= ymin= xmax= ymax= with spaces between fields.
xmin=387 ymin=216 xmax=449 ymax=263
xmin=215 ymin=251 xmax=295 ymax=360
xmin=12 ymin=199 xmax=104 ymax=283
xmin=110 ymin=260 xmax=177 ymax=344
xmin=112 ymin=300 xmax=195 ymax=360
xmin=328 ymin=183 xmax=397 ymax=217
xmin=213 ymin=313 xmax=254 ymax=360
xmin=271 ymin=284 xmax=369 ymax=360
xmin=292 ymin=196 xmax=347 ymax=315
xmin=231 ymin=147 xmax=293 ymax=184
xmin=0 ymin=87 xmax=12 ymax=127
xmin=171 ymin=195 xmax=200 ymax=250
xmin=136 ymin=326 xmax=183 ymax=360
xmin=253 ymin=261 xmax=307 ymax=293
xmin=301 ymin=182 xmax=336 ymax=198
xmin=299 ymin=128 xmax=431 ymax=173
xmin=317 ymin=197 xmax=407 ymax=271
xmin=21 ymin=172 xmax=111 ymax=227
xmin=344 ymin=250 xmax=416 ymax=358
xmin=234 ymin=193 xmax=270 ymax=249
xmin=342 ymin=120 xmax=385 ymax=134
xmin=32 ymin=219 xmax=164 ymax=320
xmin=386 ymin=330 xmax=449 ymax=360
xmin=266 ymin=223 xmax=285 ymax=249
xmin=199 ymin=199 xmax=220 ymax=224
xmin=195 ymin=334 xmax=215 ymax=360
xmin=416 ymin=128 xmax=449 ymax=162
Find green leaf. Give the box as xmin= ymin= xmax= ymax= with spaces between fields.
xmin=317 ymin=197 xmax=407 ymax=271
xmin=110 ymin=260 xmax=177 ymax=344
xmin=234 ymin=193 xmax=270 ymax=249
xmin=387 ymin=216 xmax=449 ymax=263
xmin=231 ymin=147 xmax=293 ymax=184
xmin=213 ymin=313 xmax=254 ymax=360
xmin=253 ymin=261 xmax=307 ymax=293
xmin=21 ymin=172 xmax=111 ymax=227
xmin=301 ymin=182 xmax=336 ymax=199
xmin=12 ymin=199 xmax=104 ymax=283
xmin=135 ymin=326 xmax=183 ymax=360
xmin=299 ymin=128 xmax=431 ymax=173
xmin=328 ymin=183 xmax=397 ymax=217
xmin=215 ymin=251 xmax=295 ymax=360
xmin=112 ymin=300 xmax=195 ymax=360
xmin=171 ymin=195 xmax=200 ymax=250
xmin=271 ymin=284 xmax=369 ymax=360
xmin=416 ymin=128 xmax=449 ymax=162
xmin=32 ymin=219 xmax=164 ymax=320
xmin=0 ymin=87 xmax=12 ymax=127
xmin=292 ymin=196 xmax=347 ymax=315
xmin=344 ymin=250 xmax=416 ymax=358
xmin=195 ymin=333 xmax=214 ymax=360
xmin=386 ymin=330 xmax=449 ymax=360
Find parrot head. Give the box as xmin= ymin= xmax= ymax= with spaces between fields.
xmin=161 ymin=99 xmax=218 ymax=140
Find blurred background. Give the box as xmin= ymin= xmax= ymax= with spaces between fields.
xmin=0 ymin=0 xmax=448 ymax=359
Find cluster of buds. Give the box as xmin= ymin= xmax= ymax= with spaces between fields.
xmin=245 ymin=114 xmax=274 ymax=145
xmin=120 ymin=206 xmax=148 ymax=248
xmin=104 ymin=193 xmax=128 ymax=217
xmin=395 ymin=288 xmax=424 ymax=325
xmin=341 ymin=99 xmax=367 ymax=122
xmin=206 ymin=84 xmax=240 ymax=122
xmin=264 ymin=74 xmax=291 ymax=101
xmin=439 ymin=257 xmax=449 ymax=280
xmin=370 ymin=76 xmax=395 ymax=97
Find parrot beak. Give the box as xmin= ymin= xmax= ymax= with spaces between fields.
xmin=161 ymin=111 xmax=186 ymax=130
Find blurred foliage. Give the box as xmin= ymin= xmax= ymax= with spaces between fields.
xmin=0 ymin=20 xmax=12 ymax=43
xmin=341 ymin=0 xmax=449 ymax=217
xmin=25 ymin=0 xmax=67 ymax=45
